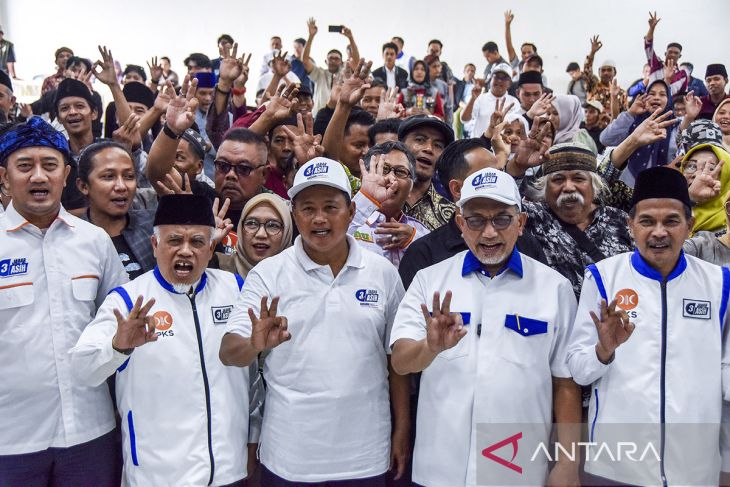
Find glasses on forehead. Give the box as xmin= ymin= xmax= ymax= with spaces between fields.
xmin=463 ymin=214 xmax=515 ymax=231
xmin=382 ymin=163 xmax=411 ymax=180
xmin=215 ymin=160 xmax=266 ymax=178
xmin=242 ymin=218 xmax=284 ymax=236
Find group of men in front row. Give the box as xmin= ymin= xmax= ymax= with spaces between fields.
xmin=1 ymin=115 xmax=729 ymax=487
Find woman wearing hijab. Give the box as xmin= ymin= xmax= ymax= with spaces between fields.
xmin=397 ymin=60 xmax=445 ymax=119
xmin=547 ymin=94 xmax=597 ymax=154
xmin=216 ymin=193 xmax=293 ymax=277
xmin=600 ymin=79 xmax=677 ymax=187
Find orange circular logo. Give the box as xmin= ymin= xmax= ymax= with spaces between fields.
xmin=615 ymin=289 xmax=639 ymax=311
xmin=152 ymin=311 xmax=174 ymax=331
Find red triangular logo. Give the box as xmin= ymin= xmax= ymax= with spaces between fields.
xmin=481 ymin=432 xmax=523 ymax=474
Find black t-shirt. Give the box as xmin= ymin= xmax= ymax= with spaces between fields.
xmin=61 ymin=160 xmax=86 ymax=210
xmin=112 ymin=234 xmax=144 ymax=280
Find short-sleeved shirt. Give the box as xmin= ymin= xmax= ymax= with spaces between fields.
xmin=225 ymin=235 xmax=404 ymax=482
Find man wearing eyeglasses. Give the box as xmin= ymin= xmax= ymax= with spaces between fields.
xmin=348 ymin=141 xmax=430 ymax=268
xmin=389 ymin=168 xmax=582 ymax=487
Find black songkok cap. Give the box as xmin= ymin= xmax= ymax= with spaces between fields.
xmin=54 ymin=78 xmax=95 ymax=110
xmin=153 ymin=194 xmax=215 ymax=227
xmin=122 ymin=82 xmax=155 ymax=109
xmin=630 ymin=166 xmax=692 ymax=210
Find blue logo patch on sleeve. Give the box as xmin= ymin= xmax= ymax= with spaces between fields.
xmin=0 ymin=258 xmax=28 ymax=278
xmin=211 ymin=305 xmax=233 ymax=324
xmin=683 ymin=299 xmax=711 ymax=319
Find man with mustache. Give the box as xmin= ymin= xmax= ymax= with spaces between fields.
xmin=523 ymin=143 xmax=633 ymax=296
xmin=568 ymin=167 xmax=730 ymax=486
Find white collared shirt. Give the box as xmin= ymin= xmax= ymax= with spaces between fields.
xmin=460 ymin=91 xmax=520 ymax=138
xmin=390 ymin=249 xmax=576 ymax=487
xmin=384 ymin=65 xmax=397 ymax=89
xmin=0 ymin=203 xmax=127 ymax=454
xmin=225 ymin=235 xmax=404 ymax=482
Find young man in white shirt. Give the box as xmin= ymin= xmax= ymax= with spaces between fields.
xmin=390 ymin=168 xmax=581 ymax=487
xmin=460 ymin=62 xmax=520 ymax=138
xmin=0 ymin=117 xmax=128 ymax=485
xmin=220 ymin=157 xmax=410 ymax=485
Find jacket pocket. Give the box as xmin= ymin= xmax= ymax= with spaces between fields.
xmin=71 ymin=275 xmax=99 ymax=302
xmin=127 ymin=410 xmax=139 ymax=466
xmin=0 ymin=282 xmax=34 ymax=309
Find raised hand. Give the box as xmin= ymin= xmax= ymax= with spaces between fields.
xmin=683 ymin=90 xmax=702 ymax=121
xmin=421 ymin=291 xmax=466 ymax=354
xmin=526 ymin=92 xmax=555 ymax=119
xmin=485 ymin=97 xmax=515 ymax=138
xmin=112 ymin=113 xmax=142 ymax=151
xmin=155 ymin=172 xmax=192 ymax=195
xmin=663 ymin=58 xmax=676 ymax=82
xmin=591 ymin=299 xmax=634 ymax=363
xmin=374 ymin=219 xmax=416 ymax=250
xmin=249 ymin=296 xmax=291 ymax=352
xmin=281 ymin=112 xmax=324 ymax=164
xmin=688 ymin=159 xmax=724 ymax=204
xmin=234 ymin=53 xmax=252 ymax=89
xmin=339 ymin=58 xmax=372 ymax=106
xmin=628 ymin=108 xmax=678 ymax=147
xmin=610 ymin=78 xmax=620 ymax=98
xmin=504 ymin=10 xmax=514 ymax=24
xmin=471 ymin=78 xmax=485 ymax=99
xmin=341 ymin=26 xmax=354 ymax=39
xmin=648 ymin=11 xmax=661 ymax=30
xmin=92 ymin=45 xmax=118 ymax=86
xmin=589 ymin=35 xmax=603 ymax=54
xmin=307 ymin=17 xmax=318 ymax=38
xmin=265 ymin=82 xmax=300 ymax=122
xmin=212 ymin=197 xmax=233 ymax=245
xmin=359 ymin=153 xmax=397 ymax=204
xmin=513 ymin=119 xmax=553 ymax=170
xmin=218 ymin=42 xmax=242 ymax=83
xmin=165 ymin=77 xmax=199 ymax=134
xmin=112 ymin=296 xmax=158 ymax=351
xmin=18 ymin=103 xmax=33 ymax=119
xmin=376 ymin=86 xmax=404 ymax=120
xmin=153 ymin=84 xmax=172 ymax=113
xmin=147 ymin=56 xmax=163 ymax=82
xmin=628 ymin=93 xmax=649 ymax=117
xmin=271 ymin=50 xmax=291 ymax=78
xmin=491 ymin=121 xmax=510 ymax=160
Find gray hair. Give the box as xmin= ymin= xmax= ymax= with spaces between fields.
xmin=152 ymin=225 xmax=215 ymax=245
xmin=532 ymin=170 xmax=607 ymax=202
xmin=363 ymin=141 xmax=417 ymax=182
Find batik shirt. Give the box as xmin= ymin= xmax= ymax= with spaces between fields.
xmin=403 ymin=184 xmax=456 ymax=231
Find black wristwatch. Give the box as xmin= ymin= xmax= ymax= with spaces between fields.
xmin=162 ymin=123 xmax=182 ymax=140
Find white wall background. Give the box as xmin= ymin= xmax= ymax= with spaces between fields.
xmin=2 ymin=0 xmax=729 ymax=96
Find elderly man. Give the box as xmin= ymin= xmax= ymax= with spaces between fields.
xmin=349 ymin=141 xmax=429 ymax=267
xmin=390 ymin=168 xmax=581 ymax=487
xmin=0 ymin=117 xmax=128 ymax=485
xmin=522 ymin=143 xmax=633 ymax=296
xmin=568 ymin=167 xmax=730 ymax=485
xmin=220 ymin=157 xmax=409 ymax=485
xmin=71 ymin=194 xmax=256 ymax=486
xmin=461 ymin=62 xmax=520 ymax=138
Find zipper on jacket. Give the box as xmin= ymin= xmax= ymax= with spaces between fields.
xmin=659 ymin=280 xmax=668 ymax=487
xmin=189 ymin=294 xmax=215 ymax=486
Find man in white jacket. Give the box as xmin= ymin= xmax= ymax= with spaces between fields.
xmin=568 ymin=166 xmax=730 ymax=486
xmin=71 ymin=194 xmax=256 ymax=487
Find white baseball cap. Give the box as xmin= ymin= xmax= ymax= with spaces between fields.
xmin=457 ymin=168 xmax=522 ymax=210
xmin=491 ymin=62 xmax=513 ymax=78
xmin=288 ymin=157 xmax=351 ymax=200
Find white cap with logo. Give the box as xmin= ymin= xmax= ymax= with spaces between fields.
xmin=491 ymin=62 xmax=513 ymax=78
xmin=457 ymin=169 xmax=522 ymax=210
xmin=288 ymin=157 xmax=351 ymax=200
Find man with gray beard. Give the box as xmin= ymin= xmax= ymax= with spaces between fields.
xmin=522 ymin=143 xmax=632 ymax=297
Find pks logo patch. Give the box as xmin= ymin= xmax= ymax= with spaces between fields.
xmin=212 ymin=305 xmax=233 ymax=324
xmin=355 ymin=289 xmax=379 ymax=306
xmin=0 ymin=258 xmax=28 ymax=278
xmin=683 ymin=299 xmax=711 ymax=319
xmin=152 ymin=310 xmax=175 ymax=337
xmin=615 ymin=288 xmax=639 ymax=311
xmin=472 ymin=173 xmax=498 ymax=187
xmin=304 ymin=161 xmax=329 ymax=178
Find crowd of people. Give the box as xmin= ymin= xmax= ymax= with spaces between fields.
xmin=1 ymin=9 xmax=730 ymax=487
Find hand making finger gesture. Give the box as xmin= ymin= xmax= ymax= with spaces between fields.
xmin=147 ymin=56 xmax=163 ymax=82
xmin=212 ymin=197 xmax=234 ymax=246
xmin=218 ymin=42 xmax=243 ymax=84
xmin=112 ymin=296 xmax=158 ymax=351
xmin=359 ymin=153 xmax=397 ymax=204
xmin=421 ymin=291 xmax=466 ymax=354
xmin=688 ymin=158 xmax=724 ymax=204
xmin=485 ymin=97 xmax=515 ymax=138
xmin=264 ymin=82 xmax=300 ymax=122
xmin=591 ymin=299 xmax=634 ymax=363
xmin=249 ymin=297 xmax=291 ymax=352
xmin=92 ymin=45 xmax=119 ymax=86
xmin=513 ymin=119 xmax=553 ymax=170
xmin=281 ymin=112 xmax=325 ymax=164
xmin=377 ymin=86 xmax=404 ymax=121
xmin=339 ymin=58 xmax=373 ymax=106
xmin=629 ymin=107 xmax=678 ymax=146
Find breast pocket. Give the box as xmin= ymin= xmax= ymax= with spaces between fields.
xmin=71 ymin=275 xmax=100 ymax=302
xmin=0 ymin=282 xmax=34 ymax=310
xmin=499 ymin=314 xmax=550 ymax=367
xmin=437 ymin=312 xmax=472 ymax=361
